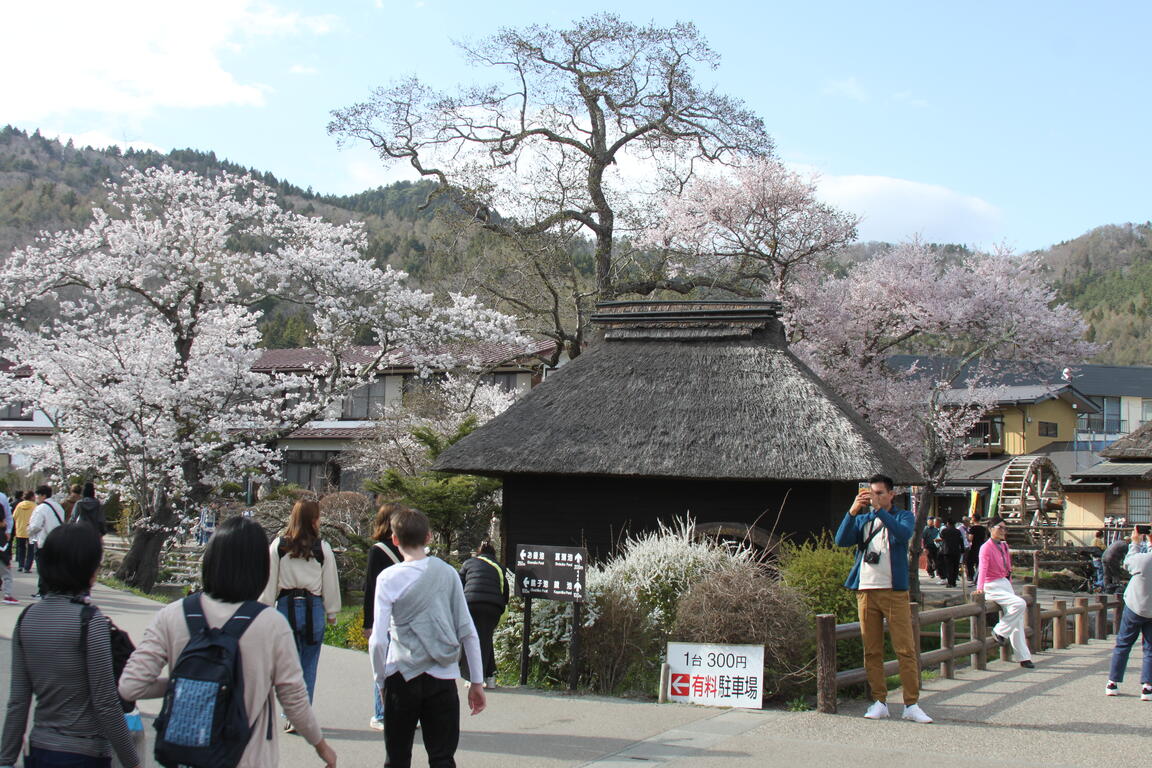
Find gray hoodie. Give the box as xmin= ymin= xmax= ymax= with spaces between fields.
xmin=1122 ymin=543 xmax=1152 ymax=618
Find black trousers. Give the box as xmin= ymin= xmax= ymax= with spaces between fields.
xmin=940 ymin=552 xmax=961 ymax=587
xmin=14 ymin=538 xmax=30 ymax=571
xmin=467 ymin=602 xmax=503 ymax=679
xmin=384 ymin=673 xmax=460 ymax=768
xmin=923 ymin=544 xmax=938 ymax=576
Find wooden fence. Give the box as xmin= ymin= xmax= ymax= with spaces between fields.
xmin=815 ymin=585 xmax=1124 ymax=713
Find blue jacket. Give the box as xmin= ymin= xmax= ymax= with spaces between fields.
xmin=835 ymin=506 xmax=916 ymax=591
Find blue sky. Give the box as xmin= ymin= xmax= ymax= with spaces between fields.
xmin=2 ymin=0 xmax=1149 ymax=251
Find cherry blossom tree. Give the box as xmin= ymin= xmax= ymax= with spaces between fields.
xmin=0 ymin=166 xmax=523 ymax=590
xmin=641 ymin=159 xmax=859 ymax=300
xmin=329 ymin=14 xmax=772 ymax=356
xmin=790 ymin=240 xmax=1099 ymax=596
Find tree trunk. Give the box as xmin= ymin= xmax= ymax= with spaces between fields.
xmin=115 ymin=524 xmax=169 ymax=593
xmin=907 ymin=483 xmax=936 ymax=604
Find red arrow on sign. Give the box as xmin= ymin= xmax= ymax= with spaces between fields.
xmin=670 ymin=673 xmax=691 ymax=697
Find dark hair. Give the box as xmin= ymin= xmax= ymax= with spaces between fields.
xmin=82 ymin=482 xmax=96 ymax=498
xmin=477 ymin=540 xmax=496 ymax=557
xmin=35 ymin=484 xmax=52 ymax=498
xmin=202 ymin=516 xmax=270 ymax=602
xmin=22 ymin=490 xmax=33 ymax=501
xmin=944 ymin=518 xmax=955 ymax=527
xmin=70 ymin=484 xmax=83 ymax=495
xmin=868 ymin=474 xmax=894 ymax=491
xmin=373 ymin=502 xmax=405 ymax=543
xmin=38 ymin=523 xmax=103 ymax=595
xmin=283 ymin=499 xmax=321 ymax=559
xmin=1095 ymin=529 xmax=1105 ymax=537
xmin=392 ymin=507 xmax=429 ymax=550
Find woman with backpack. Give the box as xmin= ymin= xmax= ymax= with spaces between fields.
xmin=0 ymin=523 xmax=139 ymax=768
xmin=458 ymin=540 xmax=509 ymax=688
xmin=260 ymin=499 xmax=340 ymax=730
xmin=362 ymin=503 xmax=404 ymax=731
xmin=119 ymin=515 xmax=338 ymax=768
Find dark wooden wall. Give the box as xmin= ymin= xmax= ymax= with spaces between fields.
xmin=498 ymin=474 xmax=865 ymax=564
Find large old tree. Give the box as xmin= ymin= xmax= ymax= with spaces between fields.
xmin=329 ymin=14 xmax=772 ymax=358
xmin=0 ymin=166 xmax=522 ymax=590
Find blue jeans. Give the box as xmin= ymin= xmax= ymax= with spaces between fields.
xmin=25 ymin=746 xmax=111 ymax=767
xmin=276 ymin=594 xmax=326 ymax=702
xmin=375 ymin=681 xmax=385 ymax=720
xmin=1109 ymin=606 xmax=1152 ymax=684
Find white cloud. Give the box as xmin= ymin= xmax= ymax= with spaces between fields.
xmin=814 ymin=173 xmax=1003 ymax=246
xmin=43 ymin=129 xmax=165 ymax=154
xmin=0 ymin=1 xmax=335 ymax=122
xmin=824 ymin=76 xmax=869 ymax=103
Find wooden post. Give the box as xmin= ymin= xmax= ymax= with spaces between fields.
xmin=973 ymin=593 xmax=988 ymax=671
xmin=1113 ymin=595 xmax=1123 ymax=635
xmin=1074 ymin=597 xmax=1089 ymax=645
xmin=910 ymin=602 xmax=922 ymax=680
xmin=1053 ymin=600 xmax=1067 ymax=649
xmin=1032 ymin=550 xmax=1040 ymax=588
xmin=816 ymin=614 xmax=838 ymax=714
xmin=657 ymin=663 xmax=670 ymax=704
xmin=519 ymin=596 xmax=533 ymax=685
xmin=940 ymin=617 xmax=955 ymax=679
xmin=1095 ymin=595 xmax=1108 ymax=639
xmin=1023 ymin=584 xmax=1041 ymax=655
xmin=568 ymin=601 xmax=582 ymax=692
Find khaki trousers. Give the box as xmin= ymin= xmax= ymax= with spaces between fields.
xmin=856 ymin=588 xmax=920 ymax=705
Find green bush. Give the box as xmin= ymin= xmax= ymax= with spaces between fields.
xmin=777 ymin=534 xmax=861 ymax=673
xmin=324 ymin=606 xmax=369 ymax=651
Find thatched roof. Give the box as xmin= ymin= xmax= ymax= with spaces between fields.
xmin=434 ymin=301 xmax=922 ymax=483
xmin=1100 ymin=420 xmax=1152 ymax=460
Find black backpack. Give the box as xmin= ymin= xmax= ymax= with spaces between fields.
xmin=153 ymin=594 xmax=269 ymax=768
xmin=276 ymin=537 xmax=325 ymax=564
xmin=71 ymin=497 xmax=107 ymax=535
xmin=78 ymin=600 xmax=137 ymax=712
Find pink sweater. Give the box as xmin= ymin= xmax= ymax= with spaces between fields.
xmin=977 ymin=539 xmax=1013 ymax=591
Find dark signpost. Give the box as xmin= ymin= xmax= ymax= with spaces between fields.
xmin=515 ymin=544 xmax=587 ymax=690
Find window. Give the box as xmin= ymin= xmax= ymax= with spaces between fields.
xmin=966 ymin=416 xmax=1004 ymax=450
xmin=1038 ymin=421 xmax=1058 ymax=437
xmin=1081 ymin=396 xmax=1123 ymax=433
xmin=401 ymin=373 xmax=447 ymax=406
xmin=1142 ymin=398 xmax=1152 ymax=426
xmin=282 ymin=450 xmax=340 ymax=491
xmin=481 ymin=372 xmax=520 ymax=392
xmin=0 ymin=401 xmax=32 ymax=420
xmin=341 ymin=379 xmax=388 ymax=420
xmin=1129 ymin=489 xmax=1152 ymax=525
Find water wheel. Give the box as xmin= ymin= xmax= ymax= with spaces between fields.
xmin=998 ymin=455 xmax=1065 ymax=548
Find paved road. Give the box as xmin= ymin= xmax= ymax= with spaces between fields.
xmin=0 ymin=569 xmax=1138 ymax=767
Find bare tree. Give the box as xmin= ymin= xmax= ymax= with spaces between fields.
xmin=329 ymin=14 xmax=772 ymax=350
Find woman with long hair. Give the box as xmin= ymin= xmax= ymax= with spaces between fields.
xmin=119 ymin=516 xmax=337 ymax=767
xmin=1 ymin=523 xmax=139 ymax=768
xmin=362 ymin=502 xmax=405 ymax=731
xmin=260 ymin=499 xmax=341 ymax=732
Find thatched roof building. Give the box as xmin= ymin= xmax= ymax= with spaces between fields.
xmin=435 ymin=300 xmax=922 ymax=559
xmin=1100 ymin=420 xmax=1152 ymax=461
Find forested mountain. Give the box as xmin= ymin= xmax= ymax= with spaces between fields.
xmin=1 ymin=126 xmax=1148 ymax=363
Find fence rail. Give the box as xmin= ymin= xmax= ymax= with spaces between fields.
xmin=815 ymin=585 xmax=1123 ymax=713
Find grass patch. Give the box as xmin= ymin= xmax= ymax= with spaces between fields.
xmin=98 ymin=577 xmax=180 ymax=603
xmin=324 ymin=605 xmax=368 ymax=651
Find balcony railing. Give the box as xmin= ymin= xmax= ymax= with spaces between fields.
xmin=1076 ymin=415 xmax=1128 ymax=435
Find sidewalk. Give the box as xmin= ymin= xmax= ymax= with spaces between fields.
xmin=0 ymin=569 xmax=1139 ymax=767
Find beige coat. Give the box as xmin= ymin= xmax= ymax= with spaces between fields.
xmin=119 ymin=594 xmax=323 ymax=767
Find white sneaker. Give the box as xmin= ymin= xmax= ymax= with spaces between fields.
xmin=1105 ymin=681 xmax=1119 ymax=697
xmin=368 ymin=716 xmax=384 ymax=731
xmin=902 ymin=703 xmax=933 ymax=723
xmin=863 ymin=700 xmax=889 ymax=719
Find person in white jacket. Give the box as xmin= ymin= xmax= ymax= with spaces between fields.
xmin=26 ymin=485 xmax=67 ymax=596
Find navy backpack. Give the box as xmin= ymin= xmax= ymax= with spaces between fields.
xmin=153 ymin=594 xmax=270 ymax=768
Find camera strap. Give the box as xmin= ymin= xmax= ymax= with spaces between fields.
xmin=859 ymin=517 xmax=885 ymax=552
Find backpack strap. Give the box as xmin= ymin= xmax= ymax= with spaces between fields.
xmin=277 ymin=537 xmax=325 ymax=565
xmin=182 ymin=593 xmax=208 ymax=635
xmin=476 ymin=555 xmax=507 ymax=599
xmin=221 ymin=600 xmax=268 ymax=639
xmin=374 ymin=541 xmax=401 ymax=565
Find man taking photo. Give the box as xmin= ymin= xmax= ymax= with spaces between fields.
xmin=835 ymin=474 xmax=932 ymax=723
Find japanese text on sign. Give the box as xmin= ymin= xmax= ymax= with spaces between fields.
xmin=666 ymin=642 xmax=763 ymax=709
xmin=514 ymin=544 xmax=587 ymax=603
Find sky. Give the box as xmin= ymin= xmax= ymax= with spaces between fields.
xmin=2 ymin=0 xmax=1149 ymax=252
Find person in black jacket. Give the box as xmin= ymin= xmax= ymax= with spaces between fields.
xmin=937 ymin=519 xmax=964 ymax=588
xmin=363 ymin=502 xmax=404 ymax=731
xmin=70 ymin=482 xmax=107 ymax=536
xmin=965 ymin=514 xmax=988 ymax=586
xmin=459 ymin=541 xmax=508 ymax=688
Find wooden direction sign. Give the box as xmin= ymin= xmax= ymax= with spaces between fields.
xmin=514 ymin=544 xmax=588 ymax=602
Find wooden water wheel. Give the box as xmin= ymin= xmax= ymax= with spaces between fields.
xmin=998 ymin=455 xmax=1065 ymax=548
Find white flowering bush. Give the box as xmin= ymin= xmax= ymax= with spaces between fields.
xmin=495 ymin=517 xmax=752 ymax=693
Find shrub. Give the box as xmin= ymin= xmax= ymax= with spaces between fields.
xmin=777 ymin=533 xmax=857 ymax=622
xmin=672 ymin=562 xmax=813 ymax=699
xmin=324 ymin=607 xmax=368 ymax=651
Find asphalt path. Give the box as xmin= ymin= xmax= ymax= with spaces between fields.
xmin=0 ymin=568 xmax=1138 ymax=767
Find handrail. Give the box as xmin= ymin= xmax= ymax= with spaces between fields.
xmin=815 ymin=587 xmax=1124 ymax=713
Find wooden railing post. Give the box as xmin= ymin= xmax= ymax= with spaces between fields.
xmin=1074 ymin=597 xmax=1089 ymax=645
xmin=910 ymin=602 xmax=922 ymax=680
xmin=1113 ymin=595 xmax=1123 ymax=635
xmin=1023 ymin=584 xmax=1040 ymax=655
xmin=1095 ymin=595 xmax=1108 ymax=639
xmin=816 ymin=614 xmax=838 ymax=714
xmin=1053 ymin=600 xmax=1067 ymax=649
xmin=1032 ymin=550 xmax=1040 ymax=589
xmin=973 ymin=593 xmax=988 ymax=671
xmin=940 ymin=617 xmax=955 ymax=679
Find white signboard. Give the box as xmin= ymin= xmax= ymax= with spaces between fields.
xmin=666 ymin=642 xmax=763 ymax=709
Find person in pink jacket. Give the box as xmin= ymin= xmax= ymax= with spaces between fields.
xmin=974 ymin=516 xmax=1034 ymax=668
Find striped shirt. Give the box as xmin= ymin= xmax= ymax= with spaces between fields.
xmin=1 ymin=594 xmax=138 ymax=767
